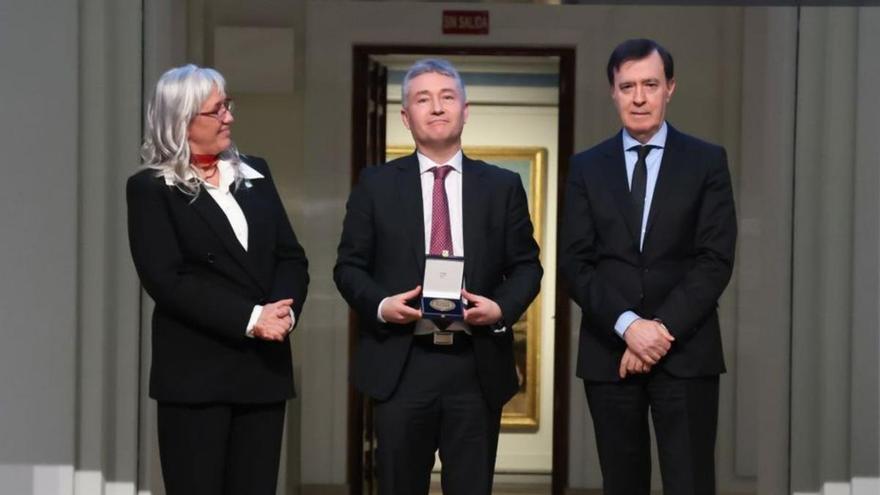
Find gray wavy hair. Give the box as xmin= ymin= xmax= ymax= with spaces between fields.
xmin=141 ymin=64 xmax=241 ymax=196
xmin=401 ymin=58 xmax=467 ymax=107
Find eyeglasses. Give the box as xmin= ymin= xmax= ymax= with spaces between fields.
xmin=196 ymin=98 xmax=234 ymax=120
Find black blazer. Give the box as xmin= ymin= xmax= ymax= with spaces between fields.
xmin=127 ymin=156 xmax=309 ymax=403
xmin=334 ymin=153 xmax=543 ymax=411
xmin=561 ymin=125 xmax=736 ymax=382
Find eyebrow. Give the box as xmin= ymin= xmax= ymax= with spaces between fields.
xmin=618 ymin=77 xmax=661 ymax=86
xmin=413 ymin=88 xmax=458 ymax=96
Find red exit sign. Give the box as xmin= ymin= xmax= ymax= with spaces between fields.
xmin=443 ymin=10 xmax=489 ymax=35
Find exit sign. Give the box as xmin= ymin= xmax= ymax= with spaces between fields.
xmin=442 ymin=10 xmax=490 ymax=35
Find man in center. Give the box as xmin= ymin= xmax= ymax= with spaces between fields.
xmin=335 ymin=59 xmax=542 ymax=495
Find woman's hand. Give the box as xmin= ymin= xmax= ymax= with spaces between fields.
xmin=253 ymin=299 xmax=293 ymax=341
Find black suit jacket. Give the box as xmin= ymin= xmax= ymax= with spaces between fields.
xmin=561 ymin=125 xmax=736 ymax=382
xmin=334 ymin=153 xmax=543 ymax=411
xmin=127 ymin=156 xmax=309 ymax=403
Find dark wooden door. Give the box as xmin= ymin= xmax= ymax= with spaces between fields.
xmin=349 ymin=46 xmax=575 ymax=495
xmin=349 ymin=55 xmax=387 ymax=495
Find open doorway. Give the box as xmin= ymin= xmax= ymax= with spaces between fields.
xmin=349 ymin=46 xmax=575 ymax=495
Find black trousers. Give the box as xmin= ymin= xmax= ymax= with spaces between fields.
xmin=584 ymin=370 xmax=720 ymax=495
xmin=374 ymin=336 xmax=502 ymax=495
xmin=157 ymin=401 xmax=286 ymax=495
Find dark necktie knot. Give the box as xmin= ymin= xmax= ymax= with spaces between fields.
xmin=432 ymin=165 xmax=453 ymax=181
xmin=630 ymin=144 xmax=656 ymax=161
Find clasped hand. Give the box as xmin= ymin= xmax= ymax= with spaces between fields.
xmin=619 ymin=319 xmax=675 ymax=378
xmin=253 ymin=298 xmax=294 ymax=342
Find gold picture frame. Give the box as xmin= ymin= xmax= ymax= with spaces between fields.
xmin=386 ymin=146 xmax=547 ymax=431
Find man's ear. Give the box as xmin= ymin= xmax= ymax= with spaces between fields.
xmin=400 ymin=107 xmax=411 ymax=130
xmin=665 ymin=78 xmax=676 ymax=102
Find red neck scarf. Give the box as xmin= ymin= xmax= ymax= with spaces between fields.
xmin=191 ymin=153 xmax=220 ymax=166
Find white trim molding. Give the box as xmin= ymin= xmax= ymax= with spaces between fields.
xmin=33 ymin=466 xmax=73 ymax=495
xmin=0 ymin=466 xmax=148 ymax=495
xmin=793 ymin=477 xmax=880 ymax=495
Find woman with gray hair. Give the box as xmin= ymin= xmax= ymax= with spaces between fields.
xmin=127 ymin=64 xmax=309 ymax=495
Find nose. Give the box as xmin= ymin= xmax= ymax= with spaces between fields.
xmin=222 ymin=110 xmax=234 ymax=124
xmin=430 ymin=96 xmax=444 ymax=114
xmin=633 ymin=85 xmax=646 ymax=105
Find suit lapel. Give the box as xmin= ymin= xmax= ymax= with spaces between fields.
xmin=600 ymin=132 xmax=641 ymax=247
xmin=462 ymin=155 xmax=488 ymax=287
xmin=189 ymin=184 xmax=266 ymax=292
xmin=233 ymin=181 xmax=273 ymax=292
xmin=643 ymin=125 xmax=683 ymax=247
xmin=395 ymin=154 xmax=427 ymax=275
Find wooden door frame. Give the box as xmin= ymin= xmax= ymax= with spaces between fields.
xmin=349 ymin=44 xmax=576 ymax=495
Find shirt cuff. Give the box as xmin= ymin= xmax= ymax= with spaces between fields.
xmin=287 ymin=308 xmax=296 ymax=333
xmin=615 ymin=311 xmax=640 ymax=339
xmin=246 ymin=305 xmax=263 ymax=338
xmin=376 ymin=297 xmax=391 ymax=323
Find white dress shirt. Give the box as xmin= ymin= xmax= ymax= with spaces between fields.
xmin=163 ymin=159 xmax=294 ymax=337
xmin=377 ymin=150 xmax=469 ymax=334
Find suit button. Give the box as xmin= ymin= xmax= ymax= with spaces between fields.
xmin=207 ymin=253 xmax=215 ymax=263
xmin=643 ymin=268 xmax=649 ymax=273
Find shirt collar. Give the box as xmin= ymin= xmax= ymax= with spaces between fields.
xmin=622 ymin=121 xmax=668 ymax=152
xmin=416 ymin=149 xmax=463 ymax=175
xmin=238 ymin=161 xmax=264 ymax=180
xmin=162 ymin=159 xmax=265 ymax=187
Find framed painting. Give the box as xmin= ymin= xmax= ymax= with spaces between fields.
xmin=386 ymin=145 xmax=547 ymax=431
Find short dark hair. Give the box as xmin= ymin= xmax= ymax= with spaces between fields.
xmin=606 ymin=38 xmax=674 ymax=86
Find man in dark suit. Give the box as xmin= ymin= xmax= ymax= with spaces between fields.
xmin=561 ymin=39 xmax=737 ymax=494
xmin=335 ymin=59 xmax=542 ymax=495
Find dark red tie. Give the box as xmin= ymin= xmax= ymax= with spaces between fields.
xmin=429 ymin=165 xmax=454 ymax=256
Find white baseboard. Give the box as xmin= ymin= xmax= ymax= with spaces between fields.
xmin=33 ymin=465 xmax=73 ymax=495
xmin=820 ymin=482 xmax=851 ymax=495
xmin=0 ymin=466 xmax=146 ymax=495
xmin=851 ymin=477 xmax=880 ymax=495
xmin=104 ymin=481 xmax=137 ymax=495
xmin=73 ymin=470 xmax=102 ymax=494
xmin=793 ymin=477 xmax=880 ymax=495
